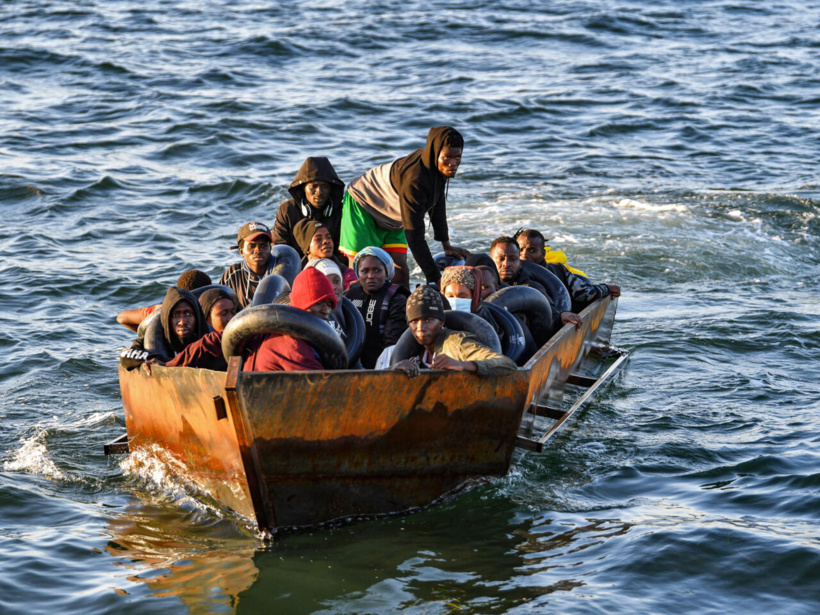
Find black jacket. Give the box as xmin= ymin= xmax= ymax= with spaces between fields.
xmin=271 ymin=157 xmax=345 ymax=259
xmin=345 ymin=281 xmax=410 ymax=369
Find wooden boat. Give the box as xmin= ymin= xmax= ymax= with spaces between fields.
xmin=110 ymin=297 xmax=627 ymax=535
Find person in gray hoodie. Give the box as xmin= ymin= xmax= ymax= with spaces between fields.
xmin=271 ymin=156 xmax=346 ymax=262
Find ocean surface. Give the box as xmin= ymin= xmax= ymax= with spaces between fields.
xmin=1 ymin=1 xmax=818 ymax=613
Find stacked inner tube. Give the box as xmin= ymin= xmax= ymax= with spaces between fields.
xmin=520 ymin=261 xmax=571 ymax=315
xmin=269 ymin=245 xmax=301 ymax=285
xmin=390 ymin=310 xmax=502 ymax=365
xmin=251 ymin=274 xmax=291 ymax=307
xmin=486 ymin=285 xmax=555 ymax=348
xmin=477 ymin=301 xmax=527 ymax=365
xmin=333 ymin=297 xmax=365 ymax=367
xmin=221 ymin=303 xmax=348 ymax=370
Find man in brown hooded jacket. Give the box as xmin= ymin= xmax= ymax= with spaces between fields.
xmin=339 ymin=126 xmax=469 ymax=288
xmin=271 ymin=156 xmax=346 ymax=262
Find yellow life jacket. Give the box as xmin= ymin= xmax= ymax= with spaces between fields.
xmin=544 ymin=247 xmax=587 ymax=277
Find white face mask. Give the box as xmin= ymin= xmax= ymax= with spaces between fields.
xmin=447 ymin=297 xmax=472 ymax=312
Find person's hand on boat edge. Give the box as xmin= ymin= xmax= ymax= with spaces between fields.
xmin=442 ymin=241 xmax=470 ymax=261
xmin=430 ymin=354 xmax=477 ymax=373
xmin=561 ymin=311 xmax=583 ymax=330
xmin=607 ymin=284 xmax=621 ymax=298
xmin=392 ymin=358 xmax=421 ymax=378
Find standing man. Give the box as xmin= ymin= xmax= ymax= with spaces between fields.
xmin=340 ymin=126 xmax=469 ymax=288
xmin=271 ymin=157 xmax=346 ymax=261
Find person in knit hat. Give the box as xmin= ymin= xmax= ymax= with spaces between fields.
xmin=344 ymin=246 xmax=410 ymax=369
xmin=243 ymin=268 xmax=338 ymax=372
xmin=392 ymin=284 xmax=516 ymax=378
xmin=198 ymin=288 xmax=238 ymax=332
xmin=293 ymin=218 xmax=357 ymax=290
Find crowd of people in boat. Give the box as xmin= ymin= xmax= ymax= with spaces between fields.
xmin=119 ymin=126 xmax=620 ymax=378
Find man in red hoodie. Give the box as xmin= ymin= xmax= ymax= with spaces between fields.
xmin=243 ymin=267 xmax=338 ymax=372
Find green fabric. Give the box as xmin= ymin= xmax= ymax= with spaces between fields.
xmin=435 ymin=328 xmax=517 ymax=378
xmin=339 ymin=191 xmax=407 ymax=257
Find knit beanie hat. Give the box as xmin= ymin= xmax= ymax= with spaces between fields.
xmin=406 ymin=285 xmax=446 ymax=323
xmin=306 ymin=257 xmax=342 ymax=280
xmin=293 ymin=218 xmax=328 ymax=256
xmin=440 ymin=266 xmax=481 ymax=313
xmin=198 ymin=288 xmax=235 ymax=321
xmin=290 ymin=267 xmax=338 ymax=311
xmin=352 ymin=246 xmax=395 ymax=281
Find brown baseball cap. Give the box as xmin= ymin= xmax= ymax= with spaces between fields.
xmin=237 ymin=221 xmax=272 ymax=245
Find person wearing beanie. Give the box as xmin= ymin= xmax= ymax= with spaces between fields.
xmin=243 ymin=268 xmax=338 ymax=372
xmin=116 ymin=269 xmax=213 ymax=332
xmin=344 ymin=246 xmax=410 ymax=369
xmin=293 ymin=218 xmax=357 ymax=290
xmin=198 ymin=288 xmax=238 ymax=333
xmin=392 ymin=285 xmax=517 ymax=379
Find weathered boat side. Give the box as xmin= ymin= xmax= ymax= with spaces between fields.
xmin=523 ymin=297 xmax=619 ymax=413
xmin=232 ymin=368 xmax=530 ymax=530
xmin=118 ymin=365 xmax=255 ymax=520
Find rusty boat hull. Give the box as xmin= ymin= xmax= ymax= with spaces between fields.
xmin=117 ymin=298 xmax=623 ymax=533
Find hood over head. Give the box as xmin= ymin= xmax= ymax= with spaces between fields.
xmin=160 ymin=286 xmax=208 ymax=353
xmin=288 ymin=157 xmax=345 ymax=208
xmin=198 ymin=288 xmax=236 ymax=323
xmin=390 ymin=126 xmax=463 ymax=218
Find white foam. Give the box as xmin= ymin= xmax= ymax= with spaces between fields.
xmin=3 ymin=429 xmax=66 ymax=480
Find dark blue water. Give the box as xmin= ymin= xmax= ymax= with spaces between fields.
xmin=1 ymin=1 xmax=818 ymax=613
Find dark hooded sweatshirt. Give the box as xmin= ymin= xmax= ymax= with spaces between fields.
xmin=347 ymin=126 xmax=462 ymax=285
xmin=120 ymin=287 xmax=208 ymax=370
xmin=271 ymin=157 xmax=345 ymax=259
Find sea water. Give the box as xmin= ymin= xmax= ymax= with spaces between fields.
xmin=1 ymin=1 xmax=818 ymax=613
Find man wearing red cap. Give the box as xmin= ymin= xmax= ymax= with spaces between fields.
xmin=220 ymin=221 xmax=276 ymax=309
xmin=243 ymin=268 xmax=338 ymax=372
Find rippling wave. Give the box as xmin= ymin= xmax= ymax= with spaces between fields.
xmin=1 ymin=0 xmax=818 ymax=613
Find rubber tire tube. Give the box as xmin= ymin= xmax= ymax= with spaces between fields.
xmin=478 ymin=301 xmax=527 ymax=365
xmin=335 ymin=296 xmax=365 ymax=367
xmin=486 ymin=285 xmax=555 ymax=347
xmin=142 ymin=311 xmax=174 ymax=361
xmin=251 ymin=275 xmax=291 ymax=307
xmin=390 ymin=310 xmax=502 ymax=365
xmin=269 ymin=245 xmax=302 ymax=286
xmin=433 ymin=251 xmax=466 ymax=274
xmin=520 ymin=261 xmax=571 ymax=313
xmin=221 ymin=303 xmax=347 ymax=369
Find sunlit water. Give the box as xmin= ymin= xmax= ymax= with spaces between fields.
xmin=1 ymin=1 xmax=818 ymax=613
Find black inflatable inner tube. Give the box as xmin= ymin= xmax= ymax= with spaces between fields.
xmin=221 ymin=304 xmax=347 ymax=370
xmin=336 ymin=296 xmax=365 ymax=367
xmin=142 ymin=311 xmax=174 ymax=361
xmin=520 ymin=261 xmax=571 ymax=313
xmin=478 ymin=302 xmax=526 ymax=365
xmin=433 ymin=251 xmax=466 ymax=273
xmin=270 ymin=245 xmax=302 ymax=286
xmin=251 ymin=274 xmax=291 ymax=307
xmin=390 ymin=310 xmax=502 ymax=365
xmin=136 ymin=308 xmax=159 ymax=340
xmin=486 ymin=285 xmax=555 ymax=347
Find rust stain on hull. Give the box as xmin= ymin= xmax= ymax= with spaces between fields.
xmin=117 ymin=298 xmax=619 ymax=534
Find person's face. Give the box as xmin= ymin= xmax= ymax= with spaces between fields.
xmin=304 ymin=181 xmax=332 ymax=208
xmin=437 ymin=146 xmax=462 ymax=178
xmin=409 ymin=317 xmax=444 ymax=347
xmin=491 ymin=243 xmax=521 ymax=283
xmin=443 ymin=282 xmax=472 ymax=300
xmin=479 ymin=269 xmax=498 ymax=300
xmin=326 ymin=273 xmax=343 ymax=303
xmin=208 ymin=298 xmax=236 ymax=332
xmin=306 ymin=299 xmax=334 ymax=321
xmin=358 ymin=256 xmax=386 ymax=294
xmin=241 ymin=236 xmax=271 ymax=272
xmin=308 ymin=227 xmax=334 ymax=259
xmin=517 ymin=235 xmax=545 ymax=263
xmin=171 ymin=301 xmax=196 ymax=342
